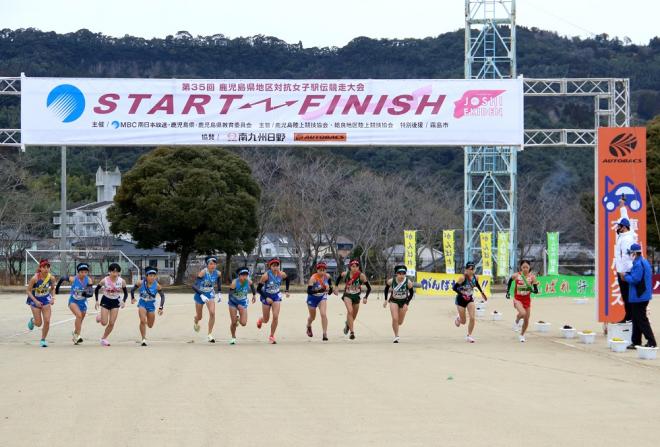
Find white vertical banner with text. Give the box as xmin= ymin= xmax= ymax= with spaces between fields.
xmin=404 ymin=230 xmax=417 ymax=276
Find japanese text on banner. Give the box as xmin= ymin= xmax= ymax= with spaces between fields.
xmin=442 ymin=230 xmax=455 ymax=274
xmin=480 ymin=232 xmax=492 ymax=276
xmin=547 ymin=232 xmax=559 ymax=275
xmin=497 ymin=231 xmax=509 ymax=277
xmin=416 ymin=272 xmax=491 ymax=297
xmin=404 ymin=230 xmax=416 ymax=276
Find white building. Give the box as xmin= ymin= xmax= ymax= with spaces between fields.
xmin=53 ymin=167 xmax=121 ymax=242
xmin=384 ymin=244 xmax=444 ymax=271
xmin=96 ymin=166 xmax=121 ymax=202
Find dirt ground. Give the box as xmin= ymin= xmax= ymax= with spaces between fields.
xmin=1 ymin=291 xmax=659 ymax=447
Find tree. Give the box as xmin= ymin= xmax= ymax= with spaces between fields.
xmin=107 ymin=146 xmax=260 ymax=283
xmin=0 ymin=153 xmax=50 ymax=284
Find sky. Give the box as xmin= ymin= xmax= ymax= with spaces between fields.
xmin=3 ymin=0 xmax=659 ymax=48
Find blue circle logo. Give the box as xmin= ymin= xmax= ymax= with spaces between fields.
xmin=47 ymin=84 xmax=85 ymax=123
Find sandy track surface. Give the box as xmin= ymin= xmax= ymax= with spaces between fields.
xmin=1 ymin=292 xmax=658 ymax=447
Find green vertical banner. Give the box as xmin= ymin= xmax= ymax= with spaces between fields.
xmin=497 ymin=231 xmax=509 ymax=278
xmin=547 ymin=232 xmax=559 ymax=275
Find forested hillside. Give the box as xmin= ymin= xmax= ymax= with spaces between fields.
xmin=0 ymin=26 xmax=658 ymax=253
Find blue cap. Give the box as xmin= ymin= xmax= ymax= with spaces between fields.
xmin=205 ymin=256 xmax=218 ymax=265
xmin=76 ymin=263 xmax=89 ymax=272
xmin=618 ymin=218 xmax=630 ymax=228
xmin=630 ymin=243 xmax=642 ymax=252
xmin=236 ymin=267 xmax=249 ymax=276
xmin=145 ymin=266 xmax=158 ymax=275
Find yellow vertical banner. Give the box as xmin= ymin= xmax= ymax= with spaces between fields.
xmin=404 ymin=230 xmax=416 ymax=275
xmin=442 ymin=230 xmax=455 ymax=274
xmin=480 ymin=232 xmax=492 ymax=276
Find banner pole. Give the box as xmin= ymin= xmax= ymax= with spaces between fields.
xmin=60 ymin=146 xmax=67 ymax=257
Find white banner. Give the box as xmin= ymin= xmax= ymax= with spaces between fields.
xmin=21 ymin=76 xmax=524 ymax=146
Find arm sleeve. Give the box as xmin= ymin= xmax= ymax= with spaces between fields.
xmin=94 ymin=283 xmax=102 ymax=301
xmin=55 ymin=276 xmax=68 ymax=294
xmin=328 ymin=277 xmax=334 ymax=294
xmin=383 ymin=283 xmax=391 ymax=302
xmin=506 ymin=277 xmax=513 ymax=294
xmin=191 ymin=277 xmax=203 ymax=294
xmin=285 ymin=276 xmax=290 ymax=292
xmin=131 ymin=285 xmax=137 ymax=300
xmin=307 ymin=285 xmax=317 ymax=295
xmin=364 ymin=281 xmax=371 ymax=298
xmin=335 ymin=274 xmax=344 ymax=286
xmin=452 ymin=280 xmax=461 ymax=294
xmin=122 ymin=286 xmax=128 ymax=302
xmin=250 ymin=282 xmax=256 ymax=295
xmin=158 ymin=290 xmax=165 ymax=308
xmin=624 ymin=263 xmax=643 ymax=284
xmin=474 ymin=276 xmax=484 ymax=294
xmin=257 ymin=282 xmax=264 ymax=296
xmin=216 ymin=275 xmax=222 ymax=293
xmin=532 ymin=284 xmax=539 ymax=294
xmin=406 ymin=284 xmax=414 ymax=304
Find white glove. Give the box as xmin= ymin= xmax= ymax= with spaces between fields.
xmin=200 ymin=294 xmax=210 ymax=303
xmin=215 ymin=293 xmax=222 ymax=303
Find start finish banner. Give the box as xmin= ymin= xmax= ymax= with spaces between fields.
xmin=20 ymin=76 xmax=524 ymax=146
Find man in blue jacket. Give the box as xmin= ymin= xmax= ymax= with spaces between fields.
xmin=621 ymin=243 xmax=656 ymax=348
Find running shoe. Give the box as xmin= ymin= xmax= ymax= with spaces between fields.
xmin=229 ymin=338 xmax=237 ymax=345
xmin=39 ymin=339 xmax=48 ymax=348
xmin=193 ymin=319 xmax=200 ymax=332
xmin=322 ymin=334 xmax=328 ymax=341
xmin=512 ymin=320 xmax=521 ymax=332
xmin=257 ymin=318 xmax=263 ymax=329
xmin=141 ymin=339 xmax=147 ymax=347
xmin=519 ymin=335 xmax=526 ymax=343
xmin=454 ymin=315 xmax=461 ymax=327
xmin=72 ymin=332 xmax=79 ymax=344
xmin=466 ymin=335 xmax=475 ymax=343
xmin=349 ymin=332 xmax=355 ymax=340
xmin=268 ymin=335 xmax=277 ymax=344
xmin=27 ymin=317 xmax=34 ymax=331
xmin=100 ymin=338 xmax=110 ymax=346
xmin=343 ymin=321 xmax=349 ymax=335
xmin=393 ymin=336 xmax=400 ymax=343
xmin=208 ymin=334 xmax=216 ymax=343
xmin=306 ymin=326 xmax=313 ymax=337
xmin=77 ymin=336 xmax=84 ymax=344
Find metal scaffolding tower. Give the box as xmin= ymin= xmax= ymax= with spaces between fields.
xmin=464 ymin=0 xmax=517 ymax=275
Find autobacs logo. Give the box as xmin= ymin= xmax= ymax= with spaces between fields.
xmin=608 ymin=133 xmax=637 ymax=157
xmin=47 ymin=84 xmax=85 ymax=123
xmin=603 ymin=132 xmax=641 ymax=163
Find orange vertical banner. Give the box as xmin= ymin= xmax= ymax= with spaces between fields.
xmin=597 ymin=128 xmax=646 ymax=323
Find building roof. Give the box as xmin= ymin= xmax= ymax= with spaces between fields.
xmin=0 ymin=228 xmax=39 ymax=241
xmin=54 ymin=201 xmax=114 ymax=214
xmin=72 ymin=237 xmax=174 ymax=257
xmin=520 ymin=243 xmax=595 ymax=260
